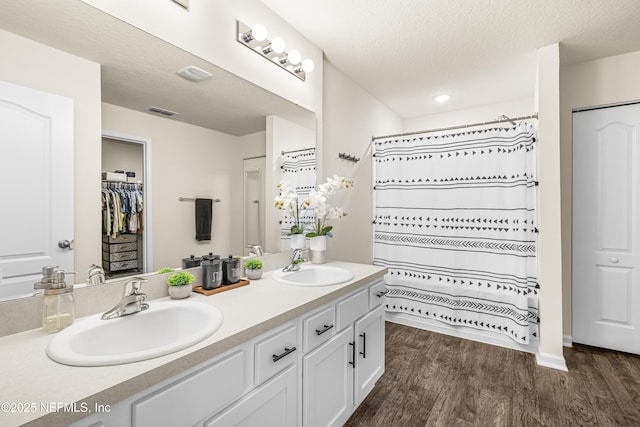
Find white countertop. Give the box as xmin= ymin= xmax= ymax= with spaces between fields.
xmin=0 ymin=261 xmax=386 ymax=427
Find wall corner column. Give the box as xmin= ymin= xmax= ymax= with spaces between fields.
xmin=535 ymin=43 xmax=567 ymax=371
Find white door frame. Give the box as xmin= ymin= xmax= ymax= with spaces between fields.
xmin=102 ymin=130 xmax=152 ymax=273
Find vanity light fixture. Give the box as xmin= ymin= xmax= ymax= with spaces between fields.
xmin=433 ymin=94 xmax=451 ymax=103
xmin=236 ymin=20 xmax=314 ymax=81
xmin=177 ymin=65 xmax=213 ymax=82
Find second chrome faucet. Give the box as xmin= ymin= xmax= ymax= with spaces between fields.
xmin=282 ymin=248 xmax=307 ymax=272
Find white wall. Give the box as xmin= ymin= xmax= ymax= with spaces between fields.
xmin=403 ymin=98 xmax=534 ymax=131
xmin=102 ymin=138 xmax=144 ymax=180
xmin=560 ymin=49 xmax=640 ymax=338
xmin=322 ymin=61 xmax=403 ymax=264
xmin=535 ymin=43 xmax=564 ymax=367
xmin=102 ymin=103 xmax=265 ymax=270
xmin=0 ymin=28 xmax=102 ymax=280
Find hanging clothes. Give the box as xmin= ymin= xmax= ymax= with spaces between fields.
xmin=101 ymin=182 xmax=144 ymax=237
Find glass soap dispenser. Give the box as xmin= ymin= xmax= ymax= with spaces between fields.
xmin=42 ymin=270 xmax=76 ymax=333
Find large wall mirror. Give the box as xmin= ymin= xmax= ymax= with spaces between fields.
xmin=0 ymin=1 xmax=316 ymax=300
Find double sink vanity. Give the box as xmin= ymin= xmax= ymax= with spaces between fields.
xmin=0 ymin=258 xmax=386 ymax=427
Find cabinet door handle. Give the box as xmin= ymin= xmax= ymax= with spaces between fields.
xmin=349 ymin=341 xmax=356 ymax=368
xmin=272 ymin=346 xmax=296 ymax=363
xmin=315 ymin=324 xmax=334 ymax=336
xmin=359 ymin=332 xmax=367 ymax=358
xmin=376 ymin=290 xmax=387 ymax=298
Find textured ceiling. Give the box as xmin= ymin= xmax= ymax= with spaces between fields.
xmin=262 ymin=0 xmax=640 ymax=119
xmin=0 ymin=0 xmax=314 ymax=136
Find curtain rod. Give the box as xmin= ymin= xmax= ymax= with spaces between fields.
xmin=281 ymin=146 xmax=315 ymax=155
xmin=372 ymin=113 xmax=538 ymax=141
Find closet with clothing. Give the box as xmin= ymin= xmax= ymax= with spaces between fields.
xmin=101 ymin=181 xmax=144 ymax=276
xmin=101 ymin=136 xmax=146 ymax=278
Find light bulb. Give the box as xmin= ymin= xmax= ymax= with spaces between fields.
xmin=287 ymin=49 xmax=301 ymax=65
xmin=271 ymin=37 xmax=286 ymax=54
xmin=301 ymin=58 xmax=315 ymax=73
xmin=251 ymin=24 xmax=267 ymax=42
xmin=433 ymin=94 xmax=451 ymax=103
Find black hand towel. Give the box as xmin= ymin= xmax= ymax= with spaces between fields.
xmin=195 ymin=198 xmax=213 ymax=241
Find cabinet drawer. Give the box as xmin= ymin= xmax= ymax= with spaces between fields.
xmin=102 ymin=242 xmax=137 ymax=253
xmin=303 ymin=305 xmax=335 ymax=353
xmin=132 ymin=350 xmax=246 ymax=427
xmin=368 ymin=280 xmax=387 ymax=309
xmin=255 ymin=324 xmax=298 ymax=385
xmin=102 ymin=251 xmax=137 ymax=262
xmin=103 ymin=259 xmax=138 ymax=272
xmin=336 ymin=288 xmax=368 ymax=331
xmin=103 ymin=233 xmax=137 ymax=244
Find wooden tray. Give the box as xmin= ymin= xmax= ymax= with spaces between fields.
xmin=192 ymin=279 xmax=250 ymax=296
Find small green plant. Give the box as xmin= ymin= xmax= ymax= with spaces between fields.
xmin=157 ymin=267 xmax=174 ymax=274
xmin=243 ymin=259 xmax=264 ymax=270
xmin=167 ymin=271 xmax=195 ymax=287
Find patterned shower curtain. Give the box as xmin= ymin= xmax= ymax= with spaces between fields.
xmin=373 ymin=122 xmax=539 ymax=343
xmin=279 ymin=148 xmax=316 ymax=250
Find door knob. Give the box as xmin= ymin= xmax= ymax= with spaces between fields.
xmin=610 ymin=257 xmax=619 ymax=264
xmin=58 ymin=240 xmax=73 ymax=250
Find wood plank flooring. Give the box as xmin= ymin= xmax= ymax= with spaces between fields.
xmin=345 ymin=321 xmax=640 ymax=426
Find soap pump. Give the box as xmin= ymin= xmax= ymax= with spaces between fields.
xmin=42 ymin=270 xmax=76 ymax=333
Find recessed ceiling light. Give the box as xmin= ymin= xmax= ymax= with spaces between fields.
xmin=177 ymin=66 xmax=213 ymax=82
xmin=433 ymin=94 xmax=451 ymax=103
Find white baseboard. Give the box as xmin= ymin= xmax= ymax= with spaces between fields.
xmin=385 ymin=312 xmax=538 ymax=355
xmin=536 ymin=348 xmax=568 ymax=371
xmin=563 ymin=335 xmax=573 ymax=347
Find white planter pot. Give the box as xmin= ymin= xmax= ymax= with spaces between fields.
xmin=245 ymin=268 xmax=263 ymax=280
xmin=309 ymin=236 xmax=327 ymax=264
xmin=168 ymin=284 xmax=192 ymax=299
xmin=290 ymin=234 xmax=306 ymax=250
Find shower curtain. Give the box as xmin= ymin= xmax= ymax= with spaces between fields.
xmin=373 ymin=122 xmax=538 ymax=343
xmin=279 ymin=148 xmax=316 ymax=250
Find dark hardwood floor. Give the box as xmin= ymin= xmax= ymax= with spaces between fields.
xmin=346 ymin=322 xmax=640 ymax=426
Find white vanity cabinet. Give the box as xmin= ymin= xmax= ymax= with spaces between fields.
xmin=68 ymin=277 xmax=385 ymax=427
xmin=302 ymin=279 xmax=386 ymax=427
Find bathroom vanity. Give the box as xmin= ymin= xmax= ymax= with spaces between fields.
xmin=0 ymin=261 xmax=386 ymax=427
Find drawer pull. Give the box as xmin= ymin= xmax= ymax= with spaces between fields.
xmin=376 ymin=290 xmax=388 ymax=298
xmin=272 ymin=346 xmax=296 ymax=363
xmin=348 ymin=341 xmax=356 ymax=368
xmin=315 ymin=324 xmax=334 ymax=336
xmin=359 ymin=332 xmax=367 ymax=358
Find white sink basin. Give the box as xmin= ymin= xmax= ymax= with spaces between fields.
xmin=271 ymin=264 xmax=353 ymax=287
xmin=47 ymin=300 xmax=223 ymax=366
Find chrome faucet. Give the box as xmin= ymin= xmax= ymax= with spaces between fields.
xmin=101 ymin=277 xmax=149 ymax=320
xmin=283 ymin=248 xmax=307 ymax=272
xmin=246 ymin=244 xmax=264 ymax=256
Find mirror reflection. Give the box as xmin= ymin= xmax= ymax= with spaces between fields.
xmin=0 ymin=1 xmax=316 ymax=300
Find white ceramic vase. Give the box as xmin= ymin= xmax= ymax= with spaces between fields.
xmin=290 ymin=233 xmax=306 ymax=250
xmin=168 ymin=284 xmax=192 ymax=299
xmin=245 ymin=268 xmax=263 ymax=280
xmin=309 ymin=235 xmax=327 ymax=264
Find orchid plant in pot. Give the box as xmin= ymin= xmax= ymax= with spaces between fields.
xmin=275 ymin=181 xmax=307 ymax=249
xmin=303 ymin=175 xmax=353 ymax=263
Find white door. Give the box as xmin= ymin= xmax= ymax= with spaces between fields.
xmin=0 ymin=81 xmax=74 ymax=299
xmin=573 ymin=103 xmax=640 ymax=354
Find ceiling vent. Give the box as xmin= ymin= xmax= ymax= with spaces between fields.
xmin=177 ymin=65 xmax=213 ymax=82
xmin=146 ymin=106 xmax=179 ymax=117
